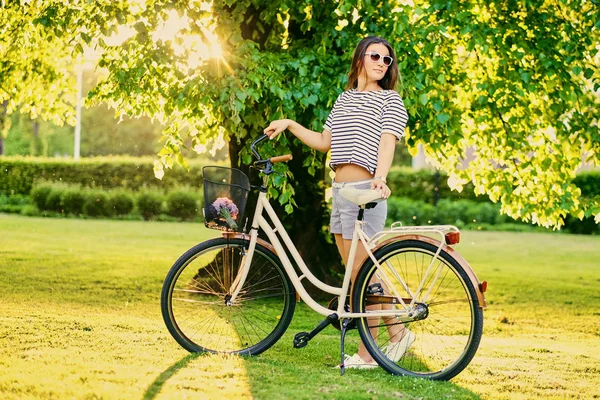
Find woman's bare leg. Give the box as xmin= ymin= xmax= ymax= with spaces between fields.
xmin=338 ymin=236 xmax=408 ymax=363
xmin=338 ymin=237 xmax=378 ymax=362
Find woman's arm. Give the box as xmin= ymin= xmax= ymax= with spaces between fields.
xmin=264 ymin=119 xmax=331 ymax=153
xmin=371 ymin=133 xmax=397 ymax=198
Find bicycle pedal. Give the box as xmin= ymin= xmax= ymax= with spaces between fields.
xmin=293 ymin=332 xmax=310 ymax=348
xmin=367 ymin=283 xmax=384 ymax=295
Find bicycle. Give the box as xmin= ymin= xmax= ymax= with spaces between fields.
xmin=161 ymin=134 xmax=487 ymax=380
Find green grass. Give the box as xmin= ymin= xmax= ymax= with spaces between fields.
xmin=1 ymin=214 xmax=599 ymax=399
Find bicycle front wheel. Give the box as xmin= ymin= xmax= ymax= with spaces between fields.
xmin=161 ymin=237 xmax=296 ymax=355
xmin=352 ymin=240 xmax=483 ymax=380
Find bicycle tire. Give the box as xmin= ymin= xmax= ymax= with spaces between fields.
xmin=352 ymin=239 xmax=483 ymax=380
xmin=161 ymin=237 xmax=296 ymax=355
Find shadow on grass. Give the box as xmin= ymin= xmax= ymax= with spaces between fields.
xmin=239 ymin=310 xmax=482 ymax=400
xmin=143 ymin=353 xmax=201 ymax=400
xmin=243 ymin=349 xmax=482 ymax=400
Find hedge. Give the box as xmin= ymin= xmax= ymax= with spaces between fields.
xmin=2 ymin=157 xmax=599 ymax=204
xmin=387 ymin=166 xmax=600 ymax=204
xmin=387 ymin=197 xmax=511 ymax=227
xmin=0 ymin=156 xmax=223 ymax=195
xmin=27 ymin=181 xmax=201 ymax=221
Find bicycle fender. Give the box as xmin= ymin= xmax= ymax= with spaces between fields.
xmin=222 ymin=232 xmax=278 ymax=255
xmin=373 ymin=235 xmax=487 ymax=309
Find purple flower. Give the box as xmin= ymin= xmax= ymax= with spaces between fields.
xmin=212 ymin=197 xmax=239 ymax=229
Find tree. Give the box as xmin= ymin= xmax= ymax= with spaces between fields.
xmin=0 ymin=1 xmax=79 ymax=134
xmin=2 ymin=0 xmax=599 ymax=277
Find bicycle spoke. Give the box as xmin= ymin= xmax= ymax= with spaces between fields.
xmin=163 ymin=240 xmax=294 ymax=355
xmin=355 ymin=241 xmax=482 ymax=380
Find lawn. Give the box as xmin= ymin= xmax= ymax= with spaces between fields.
xmin=1 ymin=213 xmax=599 ymax=399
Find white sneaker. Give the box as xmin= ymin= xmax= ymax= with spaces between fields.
xmin=383 ymin=329 xmax=416 ymax=362
xmin=336 ymin=353 xmax=378 ymax=369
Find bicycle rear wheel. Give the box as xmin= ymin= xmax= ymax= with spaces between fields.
xmin=352 ymin=240 xmax=483 ymax=380
xmin=161 ymin=237 xmax=296 ymax=355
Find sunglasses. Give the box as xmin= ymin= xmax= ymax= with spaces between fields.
xmin=365 ymin=51 xmax=394 ymax=67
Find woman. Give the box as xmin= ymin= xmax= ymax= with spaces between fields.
xmin=264 ymin=36 xmax=411 ymax=369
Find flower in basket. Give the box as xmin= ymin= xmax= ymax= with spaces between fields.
xmin=212 ymin=197 xmax=239 ymax=230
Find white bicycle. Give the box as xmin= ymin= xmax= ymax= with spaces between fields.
xmin=161 ymin=134 xmax=487 ymax=380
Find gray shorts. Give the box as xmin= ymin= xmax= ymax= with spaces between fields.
xmin=330 ymin=180 xmax=387 ymax=240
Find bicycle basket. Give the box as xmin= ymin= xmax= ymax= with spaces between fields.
xmin=202 ymin=166 xmax=251 ymax=232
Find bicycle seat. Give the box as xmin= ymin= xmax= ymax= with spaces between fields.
xmin=338 ymin=187 xmax=384 ymax=206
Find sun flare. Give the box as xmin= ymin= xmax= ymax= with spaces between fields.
xmin=107 ymin=5 xmax=224 ymax=70
xmin=152 ymin=9 xmax=224 ymax=69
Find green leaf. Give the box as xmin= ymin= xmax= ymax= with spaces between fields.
xmin=236 ymin=91 xmax=247 ymax=102
xmin=81 ymin=32 xmax=92 ymax=44
xmin=419 ymin=93 xmax=428 ymax=105
xmin=268 ymin=187 xmax=279 ymax=199
xmin=437 ymin=113 xmax=450 ymax=124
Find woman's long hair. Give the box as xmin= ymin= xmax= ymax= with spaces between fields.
xmin=346 ymin=36 xmax=399 ymax=91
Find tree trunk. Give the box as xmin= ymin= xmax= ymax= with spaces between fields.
xmin=31 ymin=120 xmax=41 ymax=156
xmin=219 ymin=5 xmax=342 ymax=292
xmin=228 ymin=132 xmax=342 ymax=290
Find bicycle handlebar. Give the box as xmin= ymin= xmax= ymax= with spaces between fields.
xmin=270 ymin=154 xmax=293 ymax=163
xmin=250 ymin=134 xmax=293 ymax=167
xmin=251 ymin=134 xmax=269 ymax=160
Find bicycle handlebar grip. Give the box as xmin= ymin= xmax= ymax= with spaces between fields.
xmin=270 ymin=154 xmax=293 ymax=163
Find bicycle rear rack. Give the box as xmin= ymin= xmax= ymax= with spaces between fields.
xmin=368 ymin=223 xmax=461 ymax=248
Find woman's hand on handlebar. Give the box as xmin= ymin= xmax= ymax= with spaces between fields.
xmin=264 ymin=119 xmax=291 ymax=140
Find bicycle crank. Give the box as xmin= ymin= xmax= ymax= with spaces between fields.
xmin=327 ymin=297 xmax=356 ymax=331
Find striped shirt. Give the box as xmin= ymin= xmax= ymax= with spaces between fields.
xmin=324 ymin=89 xmax=408 ymax=174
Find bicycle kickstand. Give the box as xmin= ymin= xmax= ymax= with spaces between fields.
xmin=339 ymin=318 xmax=352 ymax=375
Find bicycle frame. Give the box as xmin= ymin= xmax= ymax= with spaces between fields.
xmin=227 ymin=186 xmax=464 ymax=320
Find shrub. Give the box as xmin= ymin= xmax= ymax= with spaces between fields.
xmin=83 ymin=190 xmax=110 ymax=217
xmin=31 ymin=183 xmax=53 ymax=210
xmin=20 ymin=205 xmax=39 ymax=216
xmin=45 ymin=189 xmax=64 ymax=213
xmin=472 ymin=202 xmax=500 ymax=225
xmin=387 ymin=197 xmax=436 ymax=226
xmin=108 ymin=191 xmax=135 ymax=216
xmin=61 ymin=187 xmax=86 ymax=215
xmin=435 ymin=199 xmax=467 ymax=226
xmin=0 ymin=194 xmax=31 ymax=214
xmin=388 ymin=197 xmax=512 ymax=228
xmin=5 ymin=194 xmax=30 ymax=206
xmin=0 ymin=204 xmax=23 ymax=213
xmin=137 ymin=190 xmax=164 ymax=220
xmin=166 ymin=189 xmax=199 ymax=220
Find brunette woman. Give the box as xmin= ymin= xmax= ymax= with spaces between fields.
xmin=264 ymin=36 xmax=412 ymax=368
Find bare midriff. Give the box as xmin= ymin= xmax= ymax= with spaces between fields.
xmin=334 ymin=163 xmax=373 ymax=183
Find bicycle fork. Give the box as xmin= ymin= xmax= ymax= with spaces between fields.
xmin=225 ymin=229 xmax=259 ymax=305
